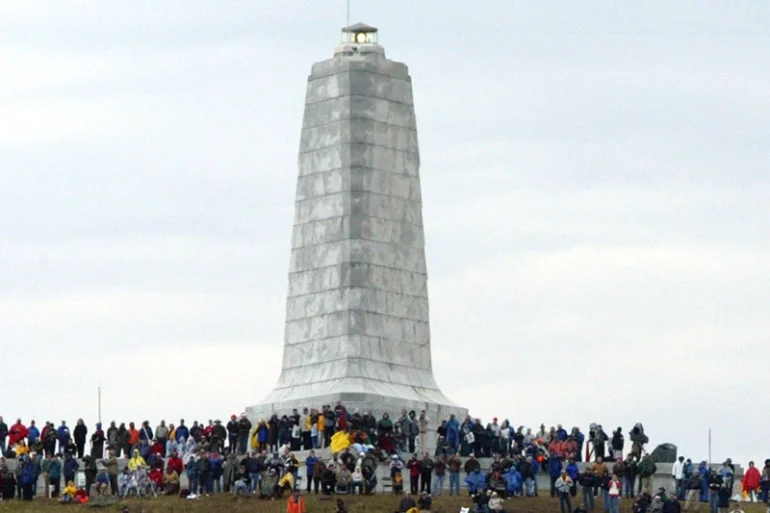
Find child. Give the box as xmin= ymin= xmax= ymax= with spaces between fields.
xmin=61 ymin=480 xmax=78 ymax=503
xmin=393 ymin=473 xmax=404 ymax=495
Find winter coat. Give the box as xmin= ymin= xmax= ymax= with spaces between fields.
xmin=57 ymin=425 xmax=71 ymax=444
xmin=9 ymin=423 xmax=29 ymax=446
xmin=548 ymin=457 xmax=564 ymax=478
xmin=743 ymin=467 xmax=761 ymax=491
xmin=465 ymin=470 xmax=486 ymax=492
xmin=63 ymin=456 xmax=79 ymax=478
xmin=555 ymin=476 xmax=573 ymax=494
xmin=175 ymin=425 xmax=189 ymax=442
xmin=74 ymin=423 xmax=87 ymax=444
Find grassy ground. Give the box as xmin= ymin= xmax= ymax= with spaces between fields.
xmin=1 ymin=494 xmax=767 ymax=513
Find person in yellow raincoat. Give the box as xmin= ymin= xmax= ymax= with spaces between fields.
xmin=127 ymin=449 xmax=146 ymax=470
xmin=277 ymin=470 xmax=295 ymax=497
xmin=61 ymin=480 xmax=78 ymax=503
xmin=316 ymin=413 xmax=325 ymax=449
xmin=250 ymin=419 xmax=268 ymax=451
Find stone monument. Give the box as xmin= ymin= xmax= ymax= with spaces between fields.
xmin=247 ymin=23 xmax=466 ymax=433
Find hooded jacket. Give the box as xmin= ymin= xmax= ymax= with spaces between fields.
xmin=128 ymin=450 xmax=147 ymax=470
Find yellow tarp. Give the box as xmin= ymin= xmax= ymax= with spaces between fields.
xmin=329 ymin=431 xmax=351 ymax=454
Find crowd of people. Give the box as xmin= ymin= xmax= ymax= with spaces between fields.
xmin=1 ymin=410 xmax=768 ymax=513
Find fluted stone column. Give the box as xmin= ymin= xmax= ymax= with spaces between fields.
xmin=247 ymin=24 xmax=466 ymax=436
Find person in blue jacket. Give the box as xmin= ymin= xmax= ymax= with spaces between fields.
xmin=305 ymin=450 xmax=319 ymax=494
xmin=57 ymin=422 xmax=71 ymax=455
xmin=465 ymin=468 xmax=486 ymax=496
xmin=209 ymin=452 xmax=224 ymax=493
xmin=556 ymin=425 xmax=568 ymax=441
xmin=698 ymin=461 xmax=709 ymax=502
xmin=548 ymin=453 xmax=563 ymax=497
xmin=504 ymin=466 xmax=523 ymax=496
xmin=27 ymin=421 xmax=41 ymax=446
xmin=531 ymin=456 xmax=541 ymax=496
xmin=139 ymin=421 xmax=153 ymax=442
xmin=21 ymin=455 xmax=37 ymax=501
xmin=566 ymin=459 xmax=579 ymax=496
xmin=446 ymin=415 xmax=460 ymax=454
xmin=175 ymin=420 xmax=189 ymax=443
xmin=62 ymin=452 xmax=79 ymax=485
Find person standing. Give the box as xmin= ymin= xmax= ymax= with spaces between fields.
xmin=41 ymin=452 xmax=54 ymax=498
xmin=226 ymin=415 xmax=239 ymax=453
xmin=639 ymin=455 xmax=657 ymax=496
xmin=673 ymin=457 xmax=686 ymax=500
xmin=305 ymin=450 xmax=319 ymax=494
xmin=62 ymin=452 xmax=79 ymax=489
xmin=579 ymin=470 xmax=596 ymax=512
xmin=433 ymin=455 xmax=446 ymax=496
xmin=90 ymin=423 xmax=105 ymax=458
xmin=50 ymin=453 xmax=62 ymax=497
xmin=101 ymin=449 xmax=119 ymax=495
xmin=0 ymin=416 xmax=8 ymax=456
xmin=685 ymin=470 xmax=704 ymax=512
xmin=73 ymin=419 xmax=87 ymax=459
xmin=557 ymin=470 xmax=574 ymax=513
xmin=155 ymin=421 xmax=169 ymax=456
xmin=237 ymin=415 xmax=252 ymax=455
xmin=447 ymin=453 xmax=461 ymax=496
xmin=607 ymin=474 xmax=622 ymax=513
xmin=743 ymin=462 xmax=761 ymax=502
xmin=418 ymin=411 xmax=429 ymax=450
xmin=407 ymin=454 xmax=421 ymax=495
xmin=420 ymin=452 xmax=434 ymax=494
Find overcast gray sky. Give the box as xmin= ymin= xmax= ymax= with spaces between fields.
xmin=1 ymin=1 xmax=768 ymax=465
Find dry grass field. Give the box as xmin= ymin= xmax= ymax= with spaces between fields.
xmin=0 ymin=494 xmax=767 ymax=513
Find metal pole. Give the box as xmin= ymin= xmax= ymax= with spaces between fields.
xmin=346 ymin=0 xmax=350 ymax=26
xmin=708 ymin=428 xmax=711 ymax=465
xmin=98 ymin=385 xmax=102 ymax=424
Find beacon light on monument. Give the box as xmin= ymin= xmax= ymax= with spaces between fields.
xmin=341 ymin=22 xmax=379 ymax=45
xmin=246 ymin=23 xmax=467 ymax=450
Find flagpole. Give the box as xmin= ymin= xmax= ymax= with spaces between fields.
xmin=708 ymin=428 xmax=711 ymax=465
xmin=98 ymin=385 xmax=102 ymax=424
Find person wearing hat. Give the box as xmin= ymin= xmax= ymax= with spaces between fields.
xmin=211 ymin=420 xmax=227 ymax=454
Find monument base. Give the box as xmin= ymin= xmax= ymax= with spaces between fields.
xmin=246 ymin=388 xmax=467 ymax=453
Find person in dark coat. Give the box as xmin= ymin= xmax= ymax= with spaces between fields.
xmin=90 ymin=423 xmax=105 ymax=458
xmin=73 ymin=419 xmax=88 ymax=459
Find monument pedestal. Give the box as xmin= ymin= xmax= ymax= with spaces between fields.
xmin=247 ymin=23 xmax=466 ymax=437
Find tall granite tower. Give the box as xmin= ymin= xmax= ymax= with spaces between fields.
xmin=247 ymin=23 xmax=466 ymax=429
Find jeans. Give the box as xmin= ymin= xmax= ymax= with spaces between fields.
xmin=434 ymin=474 xmax=445 ymax=496
xmin=583 ymin=486 xmax=595 ymax=510
xmin=249 ymin=472 xmax=261 ymax=492
xmin=560 ymin=491 xmax=573 ymax=513
xmin=187 ymin=472 xmax=199 ymax=494
xmin=609 ymin=495 xmax=620 ymax=513
xmin=238 ymin=434 xmax=248 ymax=455
xmin=449 ymin=472 xmax=460 ymax=495
xmin=212 ymin=476 xmax=222 ymax=493
xmin=526 ymin=477 xmax=535 ymax=496
xmin=624 ymin=477 xmax=635 ymax=498
xmin=0 ymin=438 xmax=5 ymax=455
xmin=234 ymin=480 xmax=249 ymax=498
xmin=710 ymin=491 xmax=719 ymax=513
xmin=602 ymin=489 xmax=610 ymax=512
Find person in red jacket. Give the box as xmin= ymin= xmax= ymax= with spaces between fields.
xmin=167 ymin=452 xmax=184 ymax=475
xmin=149 ymin=468 xmax=163 ymax=492
xmin=742 ymin=461 xmax=761 ymax=502
xmin=8 ymin=419 xmax=29 ymax=447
